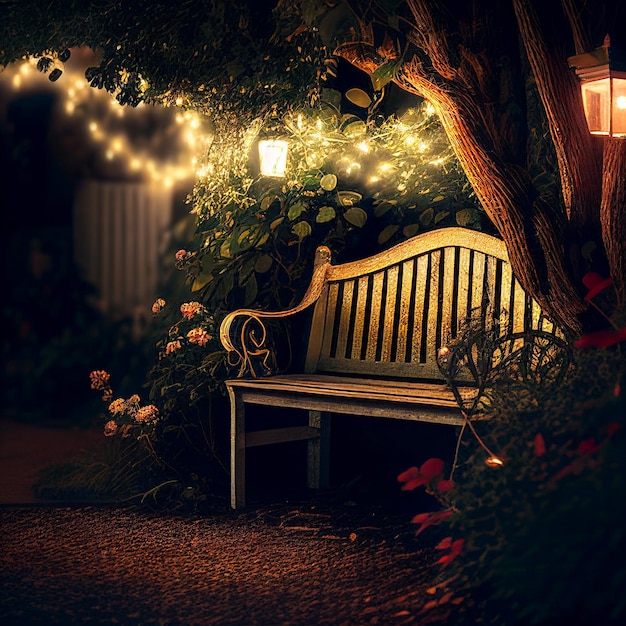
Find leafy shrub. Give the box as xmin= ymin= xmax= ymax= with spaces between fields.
xmin=400 ymin=281 xmax=626 ymax=624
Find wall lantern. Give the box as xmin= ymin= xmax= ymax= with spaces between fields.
xmin=258 ymin=138 xmax=289 ymax=177
xmin=568 ymin=35 xmax=626 ymax=138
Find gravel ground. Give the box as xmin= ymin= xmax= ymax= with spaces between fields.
xmin=0 ymin=501 xmax=454 ymax=626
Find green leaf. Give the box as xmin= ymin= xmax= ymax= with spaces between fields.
xmin=260 ymin=195 xmax=275 ymax=211
xmin=432 ymin=194 xmax=445 ymax=202
xmin=270 ymin=216 xmax=284 ymax=230
xmin=254 ymin=254 xmax=273 ymax=274
xmin=191 ymin=271 xmax=213 ymax=292
xmin=419 ymin=208 xmax=434 ymax=226
xmin=371 ymin=58 xmax=403 ymax=91
xmin=581 ymin=240 xmax=597 ymax=261
xmin=303 ymin=177 xmax=320 ymax=190
xmin=292 ymin=221 xmax=312 ymax=240
xmin=435 ymin=211 xmax=451 ymax=224
xmin=238 ymin=257 xmax=256 ymax=286
xmin=374 ymin=200 xmax=395 ymax=217
xmin=343 ymin=206 xmax=367 ymax=227
xmin=288 ymin=203 xmax=305 ymax=220
xmin=243 ymin=275 xmax=258 ymax=306
xmin=402 ymin=224 xmax=420 ymax=238
xmin=456 ymin=208 xmax=480 ymax=227
xmin=377 ymin=224 xmax=399 ymax=245
xmin=316 ymin=205 xmax=336 ymax=223
xmin=320 ymin=173 xmax=338 ymax=191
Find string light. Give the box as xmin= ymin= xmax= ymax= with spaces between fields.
xmin=0 ymin=52 xmax=213 ymax=187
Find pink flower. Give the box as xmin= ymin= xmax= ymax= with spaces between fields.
xmin=152 ymin=298 xmax=166 ymax=314
xmin=135 ymin=405 xmax=159 ymax=424
xmin=435 ymin=537 xmax=465 ymax=566
xmin=108 ymin=398 xmax=126 ymax=416
xmin=175 ymin=249 xmax=188 ymax=261
xmin=582 ymin=272 xmax=612 ymax=301
xmin=397 ymin=458 xmax=445 ymax=491
xmin=165 ymin=340 xmax=182 ymax=355
xmin=89 ymin=370 xmax=110 ymax=390
xmin=187 ymin=327 xmax=211 ymax=346
xmin=180 ymin=301 xmax=204 ymax=320
xmin=104 ymin=420 xmax=118 ymax=437
xmin=410 ymin=509 xmax=454 ymax=536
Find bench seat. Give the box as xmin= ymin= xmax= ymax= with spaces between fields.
xmin=220 ymin=228 xmax=561 ymax=508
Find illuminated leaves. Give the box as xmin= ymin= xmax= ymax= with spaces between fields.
xmin=315 ymin=205 xmax=336 ymax=223
xmin=343 ymin=206 xmax=367 ymax=227
xmin=292 ymin=221 xmax=312 ymax=240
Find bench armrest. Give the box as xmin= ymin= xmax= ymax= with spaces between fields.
xmin=219 ymin=246 xmax=332 ymax=377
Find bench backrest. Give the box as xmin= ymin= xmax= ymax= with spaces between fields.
xmin=304 ymin=228 xmax=558 ymax=380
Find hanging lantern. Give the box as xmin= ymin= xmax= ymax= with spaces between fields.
xmin=258 ymin=138 xmax=289 ymax=177
xmin=568 ymin=35 xmax=626 ymax=138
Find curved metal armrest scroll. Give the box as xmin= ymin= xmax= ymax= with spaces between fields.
xmin=219 ymin=246 xmax=332 ymax=377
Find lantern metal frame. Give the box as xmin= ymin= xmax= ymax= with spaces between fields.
xmin=568 ymin=35 xmax=626 ymax=138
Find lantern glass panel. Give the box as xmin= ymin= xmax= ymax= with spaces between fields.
xmin=258 ymin=139 xmax=289 ymax=177
xmin=611 ymin=76 xmax=626 ymax=137
xmin=581 ymin=78 xmax=610 ymax=134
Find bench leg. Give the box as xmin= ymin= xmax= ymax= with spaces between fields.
xmin=228 ymin=387 xmax=246 ymax=509
xmin=307 ymin=410 xmax=330 ymax=489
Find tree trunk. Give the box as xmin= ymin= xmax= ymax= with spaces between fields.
xmin=334 ymin=0 xmax=626 ymax=335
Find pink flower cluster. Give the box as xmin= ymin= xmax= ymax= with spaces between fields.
xmin=187 ymin=327 xmax=211 ymax=346
xmin=180 ymin=301 xmax=204 ymax=319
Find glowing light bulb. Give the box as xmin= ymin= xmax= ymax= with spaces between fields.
xmin=65 ymin=101 xmax=75 ymax=115
xmin=485 ymin=456 xmax=504 ymax=467
xmin=425 ymin=102 xmax=436 ymax=116
xmin=89 ymin=121 xmax=98 ymax=133
xmin=175 ymin=97 xmax=184 ymax=106
xmin=617 ymin=95 xmax=626 ymax=110
xmin=404 ymin=135 xmax=416 ymax=147
xmin=357 ymin=141 xmax=370 ymax=153
xmin=105 ymin=149 xmax=115 ymax=161
xmin=12 ymin=75 xmax=22 ymax=89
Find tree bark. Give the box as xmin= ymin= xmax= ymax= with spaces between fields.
xmin=334 ymin=0 xmax=626 ymax=334
xmin=601 ymin=139 xmax=626 ymax=308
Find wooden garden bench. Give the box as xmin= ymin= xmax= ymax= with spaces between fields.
xmin=219 ymin=227 xmax=561 ymax=509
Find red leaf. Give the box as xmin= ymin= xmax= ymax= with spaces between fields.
xmin=397 ymin=466 xmax=426 ymax=491
xmin=436 ymin=478 xmax=455 ymax=493
xmin=534 ymin=433 xmax=546 ymax=457
xmin=436 ymin=536 xmax=452 ymax=550
xmin=411 ymin=509 xmax=454 ymax=536
xmin=410 ymin=512 xmax=430 ymax=524
xmin=420 ymin=458 xmax=445 ymax=481
xmin=577 ymin=438 xmax=601 ymax=455
xmin=582 ymin=272 xmax=613 ymax=301
xmin=607 ymin=422 xmax=621 ymax=437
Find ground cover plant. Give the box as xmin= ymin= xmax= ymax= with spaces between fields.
xmin=398 ymin=276 xmax=626 ymax=624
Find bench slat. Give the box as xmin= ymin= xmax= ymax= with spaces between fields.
xmin=219 ymin=228 xmax=564 ymax=508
